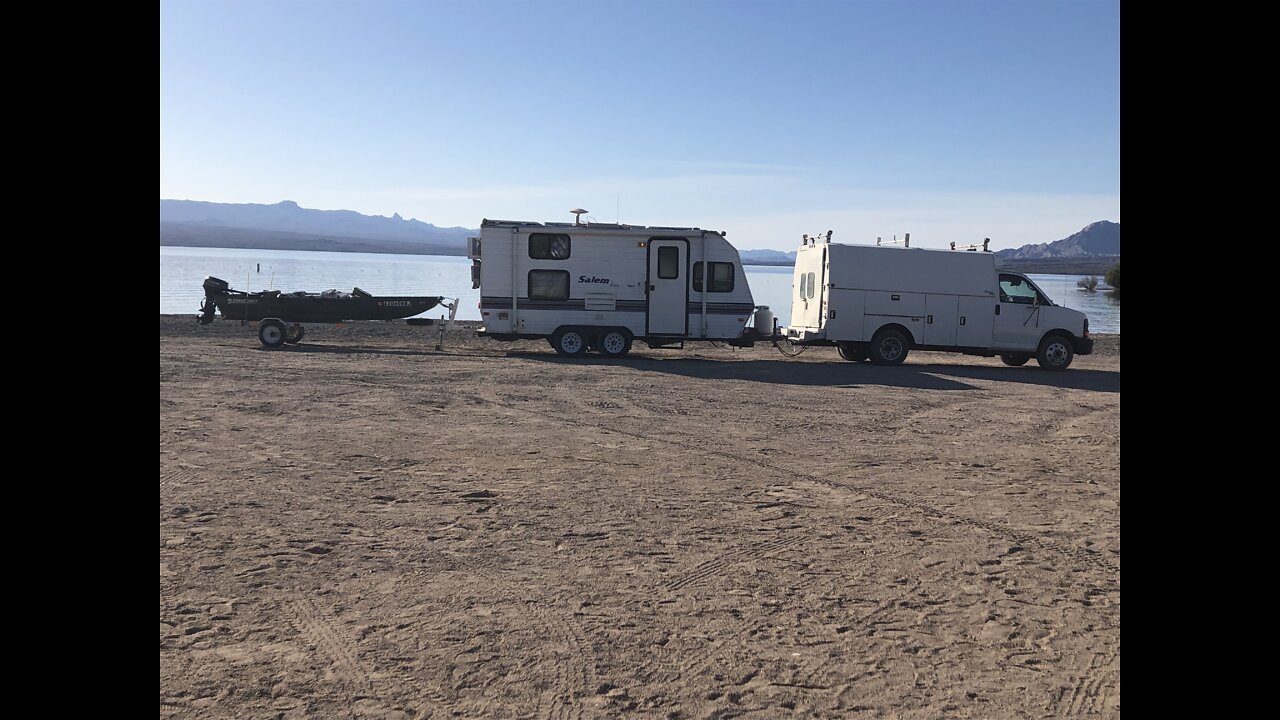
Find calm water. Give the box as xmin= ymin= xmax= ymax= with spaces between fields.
xmin=160 ymin=247 xmax=1119 ymax=332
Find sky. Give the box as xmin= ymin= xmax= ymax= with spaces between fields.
xmin=159 ymin=0 xmax=1120 ymax=251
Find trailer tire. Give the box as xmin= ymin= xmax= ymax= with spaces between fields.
xmin=868 ymin=328 xmax=909 ymax=366
xmin=258 ymin=319 xmax=287 ymax=349
xmin=837 ymin=342 xmax=868 ymax=362
xmin=285 ymin=324 xmax=306 ymax=344
xmin=551 ymin=327 xmax=588 ymax=357
xmin=1000 ymin=353 xmax=1031 ymax=367
xmin=1035 ymin=334 xmax=1074 ymax=371
xmin=598 ymin=328 xmax=633 ymax=357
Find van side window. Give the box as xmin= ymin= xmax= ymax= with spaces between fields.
xmin=693 ymin=262 xmax=735 ymax=292
xmin=528 ymin=270 xmax=570 ymax=300
xmin=999 ymin=274 xmax=1039 ymax=305
xmin=529 ymin=233 xmax=571 ymax=260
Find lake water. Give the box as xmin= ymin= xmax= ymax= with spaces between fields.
xmin=160 ymin=246 xmax=1119 ymax=333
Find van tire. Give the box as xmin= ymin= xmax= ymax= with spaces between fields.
xmin=837 ymin=342 xmax=868 ymax=362
xmin=1036 ymin=334 xmax=1074 ymax=371
xmin=598 ymin=328 xmax=632 ymax=357
xmin=868 ymin=329 xmax=909 ymax=366
xmin=1000 ymin=354 xmax=1031 ymax=367
xmin=551 ymin=327 xmax=588 ymax=357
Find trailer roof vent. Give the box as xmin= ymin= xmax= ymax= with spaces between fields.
xmin=570 ymin=208 xmax=589 ymax=225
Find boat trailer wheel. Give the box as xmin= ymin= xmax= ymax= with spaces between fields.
xmin=258 ymin=319 xmax=287 ymax=348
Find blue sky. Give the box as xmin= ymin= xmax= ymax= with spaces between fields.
xmin=160 ymin=0 xmax=1120 ymax=250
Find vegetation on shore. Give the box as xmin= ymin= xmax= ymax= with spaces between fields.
xmin=1105 ymin=262 xmax=1120 ymax=297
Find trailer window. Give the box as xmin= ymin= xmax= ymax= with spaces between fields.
xmin=807 ymin=272 xmax=816 ymax=298
xmin=528 ymin=270 xmax=570 ymax=300
xmin=657 ymin=246 xmax=680 ymax=279
xmin=529 ymin=233 xmax=571 ymax=260
xmin=693 ymin=262 xmax=735 ymax=292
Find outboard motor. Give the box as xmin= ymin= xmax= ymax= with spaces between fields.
xmin=197 ymin=276 xmax=230 ymax=325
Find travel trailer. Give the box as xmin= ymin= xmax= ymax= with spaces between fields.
xmin=785 ymin=235 xmax=1093 ymax=370
xmin=471 ymin=214 xmax=766 ymax=356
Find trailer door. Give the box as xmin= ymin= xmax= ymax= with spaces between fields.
xmin=647 ymin=239 xmax=689 ymax=335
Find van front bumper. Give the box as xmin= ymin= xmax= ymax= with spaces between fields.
xmin=1073 ymin=336 xmax=1095 ymax=355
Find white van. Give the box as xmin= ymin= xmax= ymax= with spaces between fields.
xmin=472 ymin=217 xmax=764 ymax=356
xmin=784 ymin=238 xmax=1094 ymax=369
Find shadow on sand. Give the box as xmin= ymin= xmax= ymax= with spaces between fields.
xmin=505 ymin=353 xmax=1121 ymax=393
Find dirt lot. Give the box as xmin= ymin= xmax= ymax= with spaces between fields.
xmin=160 ymin=316 xmax=1120 ymax=719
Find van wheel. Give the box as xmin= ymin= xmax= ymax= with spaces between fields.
xmin=868 ymin=329 xmax=909 ymax=366
xmin=1036 ymin=334 xmax=1074 ymax=371
xmin=1000 ymin=353 xmax=1031 ymax=367
xmin=551 ymin=327 xmax=588 ymax=357
xmin=598 ymin=328 xmax=632 ymax=357
xmin=258 ymin=319 xmax=286 ymax=348
xmin=837 ymin=342 xmax=868 ymax=362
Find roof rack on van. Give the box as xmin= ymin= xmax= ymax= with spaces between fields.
xmin=876 ymin=233 xmax=910 ymax=247
xmin=949 ymin=238 xmax=991 ymax=252
xmin=801 ymin=230 xmax=833 ymax=246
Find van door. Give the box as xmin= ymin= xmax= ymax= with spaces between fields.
xmin=993 ymin=273 xmax=1044 ymax=350
xmin=923 ymin=294 xmax=958 ymax=346
xmin=647 ymin=239 xmax=688 ymax=335
xmin=957 ymin=296 xmax=994 ymax=347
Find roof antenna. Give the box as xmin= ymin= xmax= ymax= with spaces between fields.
xmin=571 ymin=208 xmax=588 ymax=226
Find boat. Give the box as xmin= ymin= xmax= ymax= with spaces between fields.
xmin=197 ymin=276 xmax=443 ymax=324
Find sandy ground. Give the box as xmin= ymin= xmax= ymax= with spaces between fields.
xmin=160 ymin=316 xmax=1120 ymax=719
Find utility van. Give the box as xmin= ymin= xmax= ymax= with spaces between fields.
xmin=784 ymin=236 xmax=1093 ymax=369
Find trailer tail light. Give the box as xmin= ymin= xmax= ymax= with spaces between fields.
xmin=1084 ymin=318 xmax=1090 ymax=337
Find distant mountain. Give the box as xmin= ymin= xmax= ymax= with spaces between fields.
xmin=160 ymin=199 xmax=476 ymax=255
xmin=996 ymin=221 xmax=1120 ymax=260
xmin=160 ymin=201 xmax=1120 ymax=274
xmin=740 ymin=249 xmax=797 ymax=266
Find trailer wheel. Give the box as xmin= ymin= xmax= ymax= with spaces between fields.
xmin=1036 ymin=334 xmax=1074 ymax=371
xmin=258 ymin=319 xmax=287 ymax=348
xmin=551 ymin=327 xmax=588 ymax=357
xmin=1000 ymin=354 xmax=1031 ymax=367
xmin=598 ymin=329 xmax=633 ymax=357
xmin=868 ymin=329 xmax=909 ymax=366
xmin=284 ymin=324 xmax=306 ymax=344
xmin=837 ymin=342 xmax=868 ymax=362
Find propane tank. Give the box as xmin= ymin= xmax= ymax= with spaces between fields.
xmin=753 ymin=306 xmax=774 ymax=337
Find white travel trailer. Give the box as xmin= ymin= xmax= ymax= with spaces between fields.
xmin=471 ymin=216 xmax=764 ymax=356
xmin=785 ymin=236 xmax=1094 ymax=370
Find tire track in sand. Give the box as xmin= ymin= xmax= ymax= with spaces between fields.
xmin=529 ymin=604 xmax=593 ymax=720
xmin=1053 ymin=649 xmax=1118 ymax=716
xmin=284 ymin=597 xmax=375 ymax=705
xmin=663 ymin=535 xmax=802 ymax=592
xmin=160 ymin=467 xmax=197 ymax=489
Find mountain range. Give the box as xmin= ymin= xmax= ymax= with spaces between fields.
xmin=160 ymin=200 xmax=1118 ymax=271
xmin=160 ymin=199 xmax=474 ymax=256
